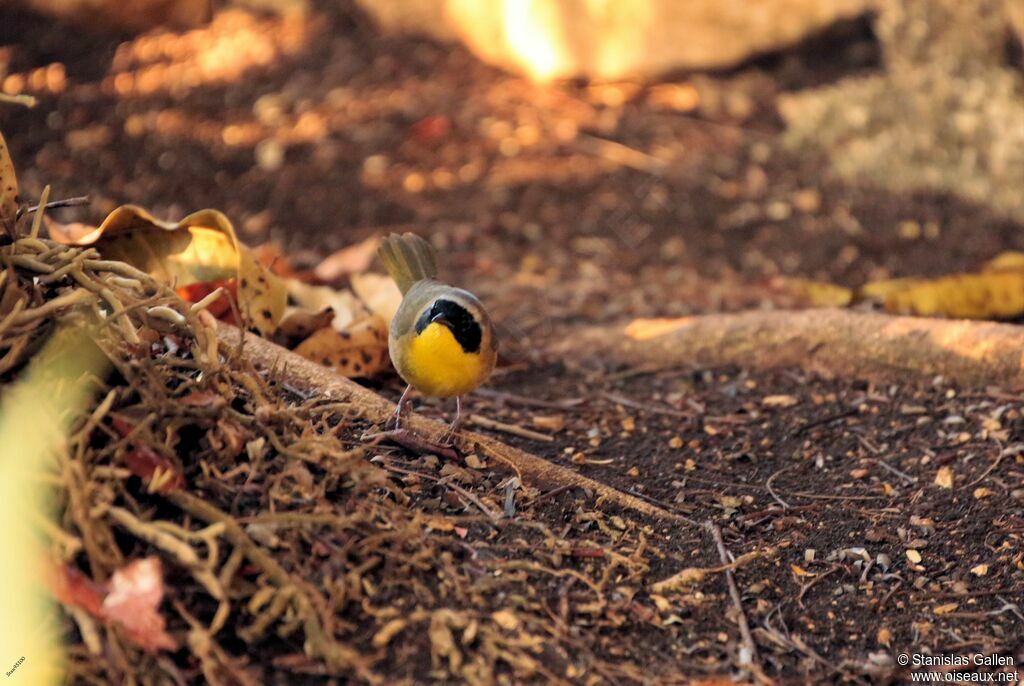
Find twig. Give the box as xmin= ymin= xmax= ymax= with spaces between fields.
xmin=469 ymin=414 xmax=554 ymax=442
xmin=796 ymin=564 xmax=842 ymax=607
xmin=765 ymin=466 xmax=792 ymax=509
xmin=381 ymin=460 xmax=501 ymax=520
xmin=705 ymin=521 xmax=762 ymax=680
xmin=24 ymin=195 xmax=91 ymax=214
xmin=870 ymin=457 xmax=916 ymax=485
xmin=364 ymin=428 xmax=462 ymax=462
xmin=474 ymin=387 xmax=585 ymax=410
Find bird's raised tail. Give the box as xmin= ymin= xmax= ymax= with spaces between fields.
xmin=377 ymin=233 xmax=439 ymax=294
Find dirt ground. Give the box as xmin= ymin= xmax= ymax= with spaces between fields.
xmin=2 ymin=2 xmax=1023 ymax=684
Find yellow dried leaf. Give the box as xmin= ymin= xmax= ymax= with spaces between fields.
xmin=292 ymin=316 xmax=390 ymax=377
xmin=877 ymin=627 xmax=892 ymax=646
xmin=906 ymin=549 xmax=922 ymax=564
xmin=973 ymin=487 xmax=995 ymax=499
xmin=790 ymin=564 xmax=814 ymax=577
xmin=859 ymin=271 xmax=1024 ymax=320
xmin=769 ymin=276 xmax=853 ymax=307
xmin=970 ymin=564 xmax=989 ymax=576
xmin=934 ymin=466 xmax=954 ymax=489
xmin=48 ymin=205 xmax=286 ymax=334
xmin=933 ymin=602 xmax=958 ymax=615
xmin=0 ymin=130 xmax=18 ymax=238
xmin=982 ymin=251 xmax=1024 ymax=273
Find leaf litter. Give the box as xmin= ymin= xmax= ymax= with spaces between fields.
xmin=1 ymin=143 xmax=685 ymax=684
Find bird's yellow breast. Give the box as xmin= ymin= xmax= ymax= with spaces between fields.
xmin=399 ymin=322 xmax=491 ymax=398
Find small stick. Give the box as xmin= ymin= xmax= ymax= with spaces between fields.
xmin=364 ymin=428 xmax=461 ymax=462
xmin=381 ymin=460 xmax=500 ymax=520
xmin=469 ymin=414 xmax=554 ymax=442
xmin=24 ymin=195 xmax=91 ymax=215
xmin=705 ymin=521 xmax=761 ymax=676
xmin=765 ymin=466 xmax=792 ymax=509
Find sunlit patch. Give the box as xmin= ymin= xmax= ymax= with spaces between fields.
xmin=1 ymin=63 xmax=66 ymax=97
xmin=102 ymin=9 xmax=315 ymax=98
xmin=624 ymin=317 xmax=692 ymax=340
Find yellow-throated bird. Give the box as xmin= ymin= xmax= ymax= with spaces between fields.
xmin=378 ymin=233 xmax=497 ymax=433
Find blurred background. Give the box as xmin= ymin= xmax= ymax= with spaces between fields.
xmin=1 ymin=0 xmax=1023 ymax=344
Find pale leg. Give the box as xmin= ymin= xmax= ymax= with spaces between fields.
xmin=393 ymin=384 xmax=413 ymax=429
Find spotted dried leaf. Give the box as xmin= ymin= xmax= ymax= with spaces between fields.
xmin=292 ymin=315 xmax=390 ymax=378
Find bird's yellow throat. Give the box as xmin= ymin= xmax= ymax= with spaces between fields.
xmin=404 ymin=322 xmax=488 ymax=398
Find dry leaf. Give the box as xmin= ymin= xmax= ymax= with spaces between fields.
xmin=0 ymin=130 xmax=17 ymax=238
xmin=932 ymin=602 xmax=958 ymax=616
xmin=351 ymin=272 xmax=403 ymax=324
xmin=970 ymin=563 xmax=989 ymax=576
xmin=790 ymin=564 xmax=814 ymax=577
xmin=906 ymin=549 xmax=922 ymax=564
xmin=934 ymin=466 xmax=954 ymax=489
xmin=102 ymin=557 xmax=176 ymax=652
xmin=859 ymin=271 xmax=1024 ymax=320
xmin=314 ymin=234 xmax=380 ymax=283
xmin=982 ymin=251 xmax=1024 ymax=272
xmin=292 ymin=316 xmax=390 ymax=377
xmin=50 ymin=563 xmax=105 ymax=617
xmin=273 ymin=307 xmax=336 ymax=346
xmin=110 ymin=416 xmax=184 ymax=493
xmin=876 ymin=627 xmax=892 ymax=646
xmin=973 ymin=487 xmax=995 ymax=499
xmin=284 ymin=280 xmax=368 ymax=331
xmin=48 ymin=205 xmax=286 ymax=334
xmin=767 ymin=276 xmax=853 ymax=307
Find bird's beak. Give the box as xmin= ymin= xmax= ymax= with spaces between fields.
xmin=430 ymin=312 xmax=452 ymax=329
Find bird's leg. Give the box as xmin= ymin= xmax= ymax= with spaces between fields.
xmin=393 ymin=384 xmax=413 ymax=430
xmin=440 ymin=396 xmax=465 ymax=445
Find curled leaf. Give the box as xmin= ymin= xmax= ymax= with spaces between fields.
xmin=48 ymin=205 xmax=286 ymax=334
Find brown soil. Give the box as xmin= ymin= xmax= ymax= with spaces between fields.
xmin=2 ymin=2 xmax=1023 ymax=684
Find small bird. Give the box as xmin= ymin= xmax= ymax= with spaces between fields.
xmin=377 ymin=233 xmax=497 ymax=435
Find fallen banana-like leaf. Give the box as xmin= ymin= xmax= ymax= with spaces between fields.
xmin=48 ymin=205 xmax=286 ymax=334
xmin=859 ymin=271 xmax=1024 ymax=320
